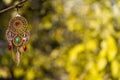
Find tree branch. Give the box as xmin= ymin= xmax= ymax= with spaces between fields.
xmin=0 ymin=0 xmax=28 ymax=14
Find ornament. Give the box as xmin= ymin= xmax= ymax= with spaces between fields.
xmin=6 ymin=9 xmax=30 ymax=66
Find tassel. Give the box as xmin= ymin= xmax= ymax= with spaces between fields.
xmin=8 ymin=41 xmax=12 ymax=50
xmin=23 ymin=45 xmax=27 ymax=52
xmin=8 ymin=45 xmax=12 ymax=50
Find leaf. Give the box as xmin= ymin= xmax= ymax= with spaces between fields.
xmin=111 ymin=60 xmax=119 ymax=78
xmin=107 ymin=36 xmax=118 ymax=62
xmin=26 ymin=69 xmax=35 ymax=80
xmin=86 ymin=39 xmax=98 ymax=52
xmin=97 ymin=58 xmax=107 ymax=71
xmin=69 ymin=44 xmax=85 ymax=63
xmin=14 ymin=68 xmax=24 ymax=78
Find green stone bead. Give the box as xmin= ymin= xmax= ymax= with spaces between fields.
xmin=16 ymin=37 xmax=20 ymax=43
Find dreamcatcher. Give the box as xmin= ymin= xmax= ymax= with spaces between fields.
xmin=6 ymin=9 xmax=30 ymax=66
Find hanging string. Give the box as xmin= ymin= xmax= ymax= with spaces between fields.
xmin=16 ymin=6 xmax=21 ymax=17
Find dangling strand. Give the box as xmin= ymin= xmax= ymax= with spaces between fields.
xmin=16 ymin=7 xmax=21 ymax=17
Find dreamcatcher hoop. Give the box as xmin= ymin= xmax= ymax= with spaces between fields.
xmin=6 ymin=9 xmax=30 ymax=66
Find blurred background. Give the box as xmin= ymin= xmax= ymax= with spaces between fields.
xmin=0 ymin=0 xmax=120 ymax=80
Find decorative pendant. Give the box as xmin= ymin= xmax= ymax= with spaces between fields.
xmin=6 ymin=12 xmax=30 ymax=66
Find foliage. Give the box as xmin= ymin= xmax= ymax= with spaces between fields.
xmin=0 ymin=0 xmax=120 ymax=80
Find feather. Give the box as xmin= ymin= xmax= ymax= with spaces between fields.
xmin=16 ymin=51 xmax=21 ymax=66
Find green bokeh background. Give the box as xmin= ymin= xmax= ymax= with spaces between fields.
xmin=0 ymin=0 xmax=120 ymax=80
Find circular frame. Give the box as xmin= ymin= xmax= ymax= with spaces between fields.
xmin=13 ymin=35 xmax=23 ymax=47
xmin=9 ymin=16 xmax=28 ymax=34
